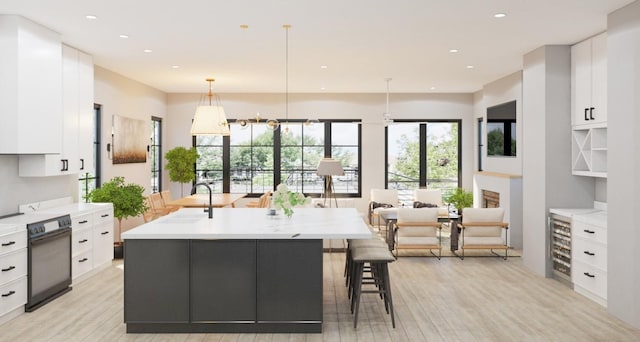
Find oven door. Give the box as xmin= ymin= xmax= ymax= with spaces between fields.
xmin=27 ymin=227 xmax=72 ymax=311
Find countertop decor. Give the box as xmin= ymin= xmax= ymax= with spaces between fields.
xmin=272 ymin=183 xmax=310 ymax=218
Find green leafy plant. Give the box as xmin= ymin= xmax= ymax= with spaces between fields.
xmin=87 ymin=176 xmax=148 ymax=243
xmin=165 ymin=146 xmax=199 ymax=197
xmin=444 ymin=187 xmax=473 ymax=214
xmin=272 ymin=183 xmax=311 ymax=218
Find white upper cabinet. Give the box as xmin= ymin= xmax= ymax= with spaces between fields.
xmin=571 ymin=33 xmax=608 ymax=178
xmin=572 ymin=33 xmax=607 ymax=126
xmin=0 ymin=15 xmax=62 ymax=154
xmin=19 ymin=45 xmax=94 ymax=176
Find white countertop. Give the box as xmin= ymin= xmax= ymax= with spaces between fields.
xmin=573 ymin=211 xmax=607 ymax=227
xmin=549 ymin=208 xmax=601 ymax=218
xmin=39 ymin=202 xmax=113 ymax=216
xmin=122 ymin=207 xmax=373 ymax=240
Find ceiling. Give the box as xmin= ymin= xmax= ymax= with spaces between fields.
xmin=0 ymin=0 xmax=634 ymax=94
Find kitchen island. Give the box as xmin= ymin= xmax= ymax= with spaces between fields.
xmin=121 ymin=207 xmax=372 ymax=333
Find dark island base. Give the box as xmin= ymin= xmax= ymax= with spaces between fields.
xmin=124 ymin=239 xmax=323 ymax=334
xmin=127 ymin=322 xmax=321 ymax=334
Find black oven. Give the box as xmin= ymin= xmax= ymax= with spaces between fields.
xmin=26 ymin=215 xmax=72 ymax=311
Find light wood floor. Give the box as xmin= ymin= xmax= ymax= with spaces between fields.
xmin=2 ymin=253 xmax=639 ymax=341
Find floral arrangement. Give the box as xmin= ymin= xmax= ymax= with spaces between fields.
xmin=272 ymin=183 xmax=311 ymax=218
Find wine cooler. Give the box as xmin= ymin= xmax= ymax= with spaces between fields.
xmin=550 ymin=213 xmax=572 ymax=286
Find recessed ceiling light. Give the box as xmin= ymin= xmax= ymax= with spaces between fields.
xmin=171 ymin=65 xmax=180 ymax=69
xmin=466 ymin=65 xmax=474 ymax=69
xmin=143 ymin=49 xmax=152 ymax=53
xmin=494 ymin=13 xmax=506 ymax=18
xmin=320 ymin=65 xmax=328 ymax=69
xmin=430 ymin=87 xmax=436 ymax=90
xmin=85 ymin=15 xmax=97 ymax=20
xmin=119 ymin=34 xmax=129 ymax=39
xmin=320 ymin=87 xmax=326 ymax=91
xmin=449 ymin=49 xmax=459 ymax=53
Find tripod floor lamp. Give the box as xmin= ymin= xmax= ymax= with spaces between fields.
xmin=316 ymin=158 xmax=345 ymax=208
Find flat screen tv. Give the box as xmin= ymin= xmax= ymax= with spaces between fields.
xmin=487 ymin=100 xmax=516 ymax=157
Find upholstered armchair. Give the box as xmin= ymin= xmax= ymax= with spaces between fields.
xmin=394 ymin=207 xmax=442 ymax=259
xmin=458 ymin=207 xmax=509 ymax=259
xmin=413 ymin=189 xmax=449 ymax=218
xmin=368 ymin=189 xmax=399 ymax=230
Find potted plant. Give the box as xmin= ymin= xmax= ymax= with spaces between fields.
xmin=444 ymin=187 xmax=474 ymax=215
xmin=87 ymin=176 xmax=148 ymax=258
xmin=165 ymin=146 xmax=199 ymax=197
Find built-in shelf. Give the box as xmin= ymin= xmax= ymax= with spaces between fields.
xmin=572 ymin=124 xmax=607 ymax=178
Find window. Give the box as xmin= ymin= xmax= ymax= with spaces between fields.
xmin=194 ymin=120 xmax=361 ymax=197
xmin=79 ymin=104 xmax=101 ymax=202
xmin=150 ymin=117 xmax=162 ymax=192
xmin=386 ymin=120 xmax=461 ymax=203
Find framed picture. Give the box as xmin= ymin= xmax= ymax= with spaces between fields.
xmin=112 ymin=115 xmax=148 ymax=164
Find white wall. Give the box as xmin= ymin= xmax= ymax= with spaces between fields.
xmin=94 ymin=66 xmax=167 ymax=233
xmin=0 ymin=156 xmax=77 ymax=215
xmin=607 ymin=0 xmax=640 ymax=328
xmin=480 ymin=71 xmax=523 ymax=176
xmin=166 ymin=92 xmax=474 ymax=213
xmin=521 ymin=45 xmax=594 ymax=276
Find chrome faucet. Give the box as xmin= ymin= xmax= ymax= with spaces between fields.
xmin=191 ymin=182 xmax=213 ymax=219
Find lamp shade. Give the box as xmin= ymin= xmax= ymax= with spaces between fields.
xmin=190 ymin=105 xmax=230 ymax=136
xmin=316 ymin=158 xmax=345 ymax=176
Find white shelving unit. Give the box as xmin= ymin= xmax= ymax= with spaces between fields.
xmin=572 ymin=124 xmax=607 ymax=177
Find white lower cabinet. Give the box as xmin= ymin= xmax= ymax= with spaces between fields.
xmin=92 ymin=220 xmax=114 ymax=268
xmin=572 ymin=214 xmax=607 ymax=306
xmin=0 ymin=225 xmax=27 ymax=323
xmin=70 ymin=205 xmax=113 ymax=283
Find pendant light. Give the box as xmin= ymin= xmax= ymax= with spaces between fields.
xmin=190 ymin=78 xmax=230 ymax=136
xmin=383 ymin=78 xmax=393 ymax=126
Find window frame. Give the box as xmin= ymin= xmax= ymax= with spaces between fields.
xmin=151 ymin=116 xmax=162 ymax=193
xmin=384 ymin=119 xmax=462 ymax=191
xmin=193 ymin=119 xmax=361 ymax=198
xmin=79 ymin=104 xmax=102 ymax=202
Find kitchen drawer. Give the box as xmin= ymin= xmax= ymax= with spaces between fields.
xmin=572 ymin=236 xmax=607 ymax=270
xmin=93 ymin=208 xmax=113 ymax=225
xmin=72 ymin=250 xmax=93 ymax=279
xmin=0 ymin=230 xmax=27 ymax=256
xmin=72 ymin=229 xmax=93 ymax=255
xmin=0 ymin=249 xmax=27 ymax=286
xmin=573 ymin=221 xmax=606 ymax=244
xmin=0 ymin=276 xmax=27 ymax=317
xmin=93 ymin=223 xmax=113 ymax=267
xmin=572 ymin=259 xmax=607 ymax=299
xmin=72 ymin=212 xmax=94 ymax=231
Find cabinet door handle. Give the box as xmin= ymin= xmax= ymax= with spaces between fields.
xmin=78 ymin=220 xmax=88 ymax=224
xmin=1 ymin=241 xmax=15 ymax=247
xmin=583 ymin=229 xmax=595 ymax=234
xmin=101 ymin=231 xmax=109 ymax=235
xmin=101 ymin=214 xmax=110 ymax=218
xmin=590 ymin=107 xmax=595 ymax=120
xmin=584 ymin=108 xmax=589 ymax=121
xmin=583 ymin=251 xmax=595 ymax=256
xmin=583 ymin=272 xmax=595 ymax=278
xmin=79 ymin=258 xmax=89 ymax=263
xmin=80 ymin=158 xmax=85 ymax=170
xmin=60 ymin=159 xmax=66 ymax=172
xmin=79 ymin=239 xmax=88 ymax=243
xmin=1 ymin=266 xmax=16 ymax=272
xmin=1 ymin=291 xmax=15 ymax=297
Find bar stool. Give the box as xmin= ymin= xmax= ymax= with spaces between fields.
xmin=350 ymin=246 xmax=396 ymax=329
xmin=344 ymin=238 xmax=388 ymax=292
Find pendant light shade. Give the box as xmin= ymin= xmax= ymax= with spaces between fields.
xmin=190 ymin=78 xmax=230 ymax=136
